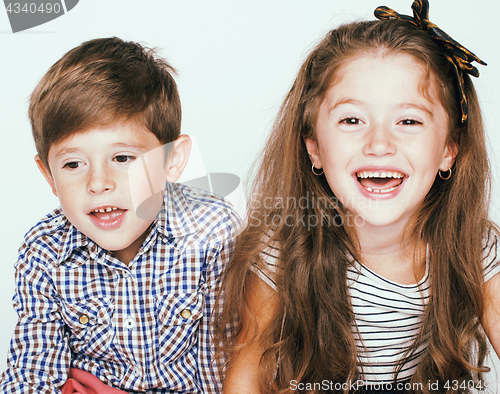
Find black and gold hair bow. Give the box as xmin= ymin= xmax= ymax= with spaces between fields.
xmin=374 ymin=0 xmax=486 ymax=123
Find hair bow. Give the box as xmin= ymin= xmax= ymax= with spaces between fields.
xmin=374 ymin=0 xmax=486 ymax=123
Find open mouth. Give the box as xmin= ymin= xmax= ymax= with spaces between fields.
xmin=356 ymin=170 xmax=405 ymax=194
xmin=89 ymin=206 xmax=126 ymax=222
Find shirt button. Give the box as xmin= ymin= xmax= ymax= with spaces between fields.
xmin=125 ymin=317 xmax=136 ymax=329
xmin=133 ymin=367 xmax=141 ymax=377
xmin=180 ymin=309 xmax=192 ymax=319
xmin=79 ymin=315 xmax=89 ymax=325
xmin=122 ymin=271 xmax=130 ymax=278
xmin=50 ymin=217 xmax=62 ymax=226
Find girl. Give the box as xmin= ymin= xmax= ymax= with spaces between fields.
xmin=216 ymin=0 xmax=500 ymax=392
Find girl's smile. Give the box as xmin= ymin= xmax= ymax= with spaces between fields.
xmin=306 ymin=52 xmax=457 ymax=232
xmin=354 ymin=167 xmax=407 ymax=198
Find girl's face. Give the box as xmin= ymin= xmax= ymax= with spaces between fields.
xmin=306 ymin=53 xmax=457 ymax=233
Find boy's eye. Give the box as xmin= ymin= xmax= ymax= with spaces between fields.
xmin=114 ymin=155 xmax=136 ymax=163
xmin=340 ymin=117 xmax=362 ymax=125
xmin=63 ymin=161 xmax=82 ymax=169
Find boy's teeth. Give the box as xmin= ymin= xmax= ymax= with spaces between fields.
xmin=93 ymin=207 xmax=118 ymax=213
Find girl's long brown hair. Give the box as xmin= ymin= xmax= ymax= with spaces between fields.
xmin=215 ymin=19 xmax=492 ymax=393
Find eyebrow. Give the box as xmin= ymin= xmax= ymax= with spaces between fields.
xmin=54 ymin=148 xmax=80 ymax=158
xmin=396 ymin=103 xmax=434 ymax=118
xmin=330 ymin=98 xmax=361 ymax=111
xmin=111 ymin=142 xmax=148 ymax=150
xmin=54 ymin=142 xmax=148 ymax=158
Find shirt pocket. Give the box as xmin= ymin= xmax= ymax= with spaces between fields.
xmin=156 ymin=292 xmax=204 ymax=364
xmin=61 ymin=297 xmax=115 ymax=359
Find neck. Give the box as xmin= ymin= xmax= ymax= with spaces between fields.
xmin=353 ymin=220 xmax=426 ymax=285
xmin=112 ymin=229 xmax=149 ymax=266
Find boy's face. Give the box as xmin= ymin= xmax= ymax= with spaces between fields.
xmin=36 ymin=122 xmax=190 ymax=264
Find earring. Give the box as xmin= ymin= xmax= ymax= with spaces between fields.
xmin=312 ymin=164 xmax=323 ymax=176
xmin=438 ymin=168 xmax=452 ymax=180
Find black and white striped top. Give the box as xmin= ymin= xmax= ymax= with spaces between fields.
xmin=251 ymin=229 xmax=500 ymax=384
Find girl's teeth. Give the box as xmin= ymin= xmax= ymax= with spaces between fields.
xmin=381 ymin=186 xmax=397 ymax=193
xmin=364 ymin=185 xmax=398 ymax=193
xmin=357 ymin=170 xmax=404 ymax=179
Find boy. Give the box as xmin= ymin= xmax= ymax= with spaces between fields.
xmin=0 ymin=37 xmax=240 ymax=393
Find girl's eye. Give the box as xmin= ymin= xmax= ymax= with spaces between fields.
xmin=63 ymin=161 xmax=82 ymax=169
xmin=398 ymin=119 xmax=422 ymax=126
xmin=340 ymin=117 xmax=362 ymax=125
xmin=114 ymin=155 xmax=135 ymax=163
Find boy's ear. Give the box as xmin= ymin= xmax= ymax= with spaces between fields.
xmin=165 ymin=135 xmax=192 ymax=183
xmin=35 ymin=155 xmax=58 ymax=197
xmin=304 ymin=137 xmax=323 ymax=170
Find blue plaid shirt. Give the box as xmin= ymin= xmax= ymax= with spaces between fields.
xmin=0 ymin=183 xmax=241 ymax=394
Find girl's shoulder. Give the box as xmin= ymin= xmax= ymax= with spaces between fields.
xmin=250 ymin=230 xmax=279 ymax=291
xmin=482 ymin=226 xmax=500 ymax=282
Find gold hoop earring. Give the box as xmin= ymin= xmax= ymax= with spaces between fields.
xmin=312 ymin=164 xmax=323 ymax=176
xmin=438 ymin=168 xmax=452 ymax=180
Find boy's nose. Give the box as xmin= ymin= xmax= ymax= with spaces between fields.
xmin=87 ymin=166 xmax=116 ymax=194
xmin=362 ymin=123 xmax=397 ymax=156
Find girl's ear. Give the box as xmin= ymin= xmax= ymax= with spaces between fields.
xmin=165 ymin=135 xmax=192 ymax=183
xmin=35 ymin=155 xmax=58 ymax=197
xmin=440 ymin=142 xmax=459 ymax=171
xmin=304 ymin=138 xmax=323 ymax=169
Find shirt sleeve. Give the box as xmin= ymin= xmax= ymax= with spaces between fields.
xmin=482 ymin=227 xmax=500 ymax=283
xmin=0 ymin=247 xmax=71 ymax=394
xmin=196 ymin=207 xmax=241 ymax=394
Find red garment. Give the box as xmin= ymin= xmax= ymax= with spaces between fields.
xmin=62 ymin=368 xmax=128 ymax=394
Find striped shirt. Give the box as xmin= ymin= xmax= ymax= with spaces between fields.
xmin=0 ymin=183 xmax=241 ymax=394
xmin=252 ymin=229 xmax=500 ymax=384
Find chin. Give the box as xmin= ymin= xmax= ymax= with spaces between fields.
xmin=353 ymin=211 xmax=404 ymax=228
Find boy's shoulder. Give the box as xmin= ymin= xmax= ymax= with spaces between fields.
xmin=18 ymin=207 xmax=84 ymax=268
xmin=22 ymin=207 xmax=67 ymax=244
xmin=165 ymin=183 xmax=241 ymax=245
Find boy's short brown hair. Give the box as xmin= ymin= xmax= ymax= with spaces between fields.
xmin=29 ymin=37 xmax=181 ymax=168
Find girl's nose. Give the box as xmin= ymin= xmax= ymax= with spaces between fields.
xmin=362 ymin=123 xmax=397 ymax=156
xmin=87 ymin=165 xmax=116 ymax=194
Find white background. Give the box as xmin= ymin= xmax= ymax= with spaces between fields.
xmin=1 ymin=0 xmax=499 ymax=389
